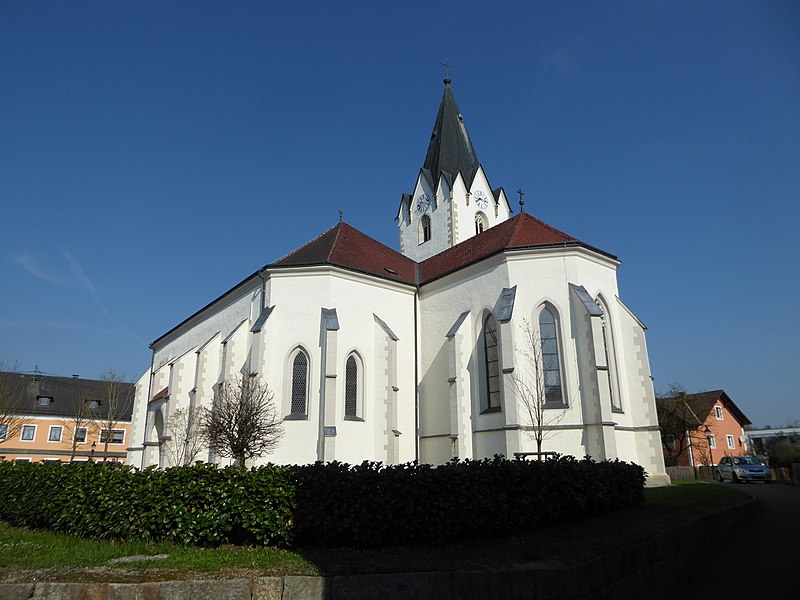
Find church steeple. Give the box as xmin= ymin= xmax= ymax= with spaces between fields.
xmin=422 ymin=78 xmax=480 ymax=188
xmin=397 ymin=76 xmax=512 ymax=262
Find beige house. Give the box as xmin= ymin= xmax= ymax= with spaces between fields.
xmin=0 ymin=371 xmax=133 ymax=463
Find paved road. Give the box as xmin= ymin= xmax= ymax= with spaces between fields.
xmin=675 ymin=481 xmax=799 ymax=595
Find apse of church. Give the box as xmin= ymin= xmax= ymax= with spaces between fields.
xmin=127 ymin=76 xmax=670 ymax=487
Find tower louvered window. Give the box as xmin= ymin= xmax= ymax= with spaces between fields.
xmin=539 ymin=307 xmax=564 ymax=405
xmin=420 ymin=215 xmax=431 ymax=244
xmin=345 ymin=355 xmax=359 ymax=418
xmin=291 ymin=351 xmax=308 ymax=416
xmin=475 ymin=212 xmax=487 ymax=235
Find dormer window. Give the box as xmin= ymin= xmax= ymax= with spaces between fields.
xmin=85 ymin=399 xmax=100 ymax=409
xmin=37 ymin=396 xmax=53 ymax=406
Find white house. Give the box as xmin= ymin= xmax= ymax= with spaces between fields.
xmin=127 ymin=76 xmax=670 ymax=486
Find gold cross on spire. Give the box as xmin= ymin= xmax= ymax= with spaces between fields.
xmin=440 ymin=59 xmax=454 ymax=82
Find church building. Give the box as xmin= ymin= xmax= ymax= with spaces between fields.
xmin=127 ymin=77 xmax=669 ymax=486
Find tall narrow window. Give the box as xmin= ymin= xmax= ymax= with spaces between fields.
xmin=345 ymin=354 xmax=361 ymax=419
xmin=596 ymin=297 xmax=621 ymax=412
xmin=539 ymin=307 xmax=564 ymax=405
xmin=290 ymin=350 xmax=309 ymax=417
xmin=419 ymin=215 xmax=431 ymax=244
xmin=475 ymin=212 xmax=487 ymax=235
xmin=483 ymin=314 xmax=501 ymax=411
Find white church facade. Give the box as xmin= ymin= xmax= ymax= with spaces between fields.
xmin=127 ymin=77 xmax=669 ymax=486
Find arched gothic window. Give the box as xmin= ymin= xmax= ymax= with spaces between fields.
xmin=419 ymin=215 xmax=431 ymax=244
xmin=344 ymin=353 xmax=362 ymax=419
xmin=596 ymin=297 xmax=621 ymax=412
xmin=482 ymin=314 xmax=501 ymax=412
xmin=290 ymin=349 xmax=309 ymax=417
xmin=475 ymin=212 xmax=487 ymax=235
xmin=539 ymin=307 xmax=565 ymax=406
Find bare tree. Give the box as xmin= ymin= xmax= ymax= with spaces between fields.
xmin=0 ymin=362 xmax=25 ymax=445
xmin=511 ymin=320 xmax=566 ymax=457
xmin=203 ymin=372 xmax=283 ymax=468
xmin=63 ymin=396 xmax=97 ymax=462
xmin=96 ymin=369 xmax=134 ymax=462
xmin=655 ymin=383 xmax=714 ymax=467
xmin=163 ymin=406 xmax=206 ymax=466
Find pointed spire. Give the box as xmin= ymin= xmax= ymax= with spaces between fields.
xmin=422 ymin=77 xmax=480 ymax=188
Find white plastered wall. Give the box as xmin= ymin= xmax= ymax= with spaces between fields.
xmin=418 ymin=245 xmax=658 ymax=465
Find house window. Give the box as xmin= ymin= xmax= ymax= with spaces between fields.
xmin=37 ymin=396 xmax=53 ymax=406
xmin=708 ymin=435 xmax=716 ymax=449
xmin=74 ymin=427 xmax=87 ymax=443
xmin=86 ymin=399 xmax=99 ymax=409
xmin=290 ymin=349 xmax=309 ymax=417
xmin=0 ymin=423 xmax=7 ymax=441
xmin=100 ymin=429 xmax=124 ymax=444
xmin=726 ymin=434 xmax=735 ymax=449
xmin=665 ymin=434 xmax=676 ymax=451
xmin=715 ymin=406 xmax=723 ymax=420
xmin=482 ymin=314 xmax=501 ymax=412
xmin=475 ymin=212 xmax=487 ymax=235
xmin=48 ymin=426 xmax=62 ymax=442
xmin=20 ymin=425 xmax=36 ymax=441
xmin=344 ymin=354 xmax=362 ymax=420
xmin=419 ymin=215 xmax=431 ymax=244
xmin=539 ymin=307 xmax=564 ymax=405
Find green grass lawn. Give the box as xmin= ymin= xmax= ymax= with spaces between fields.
xmin=0 ymin=481 xmax=750 ymax=581
xmin=644 ymin=480 xmax=750 ymax=507
xmin=0 ymin=524 xmax=316 ymax=574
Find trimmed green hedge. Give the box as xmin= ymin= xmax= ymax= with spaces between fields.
xmin=0 ymin=461 xmax=295 ymax=547
xmin=292 ymin=456 xmax=645 ymax=547
xmin=0 ymin=456 xmax=645 ymax=549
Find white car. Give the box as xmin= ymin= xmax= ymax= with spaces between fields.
xmin=715 ymin=455 xmax=771 ymax=483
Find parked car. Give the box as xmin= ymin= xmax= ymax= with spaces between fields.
xmin=715 ymin=455 xmax=771 ymax=483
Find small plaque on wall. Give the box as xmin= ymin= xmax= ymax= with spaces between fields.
xmin=324 ymin=426 xmax=337 ymax=437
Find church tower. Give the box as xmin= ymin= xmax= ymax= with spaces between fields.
xmin=397 ymin=76 xmax=513 ymax=261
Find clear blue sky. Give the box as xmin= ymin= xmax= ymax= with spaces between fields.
xmin=1 ymin=1 xmax=798 ymax=428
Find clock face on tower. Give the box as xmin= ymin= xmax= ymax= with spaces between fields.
xmin=416 ymin=193 xmax=431 ymax=213
xmin=474 ymin=190 xmax=489 ymax=210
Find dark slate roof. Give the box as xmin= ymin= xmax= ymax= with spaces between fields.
xmin=657 ymin=390 xmax=751 ymax=427
xmin=418 ymin=212 xmax=616 ymax=284
xmin=422 ymin=79 xmax=480 ymax=189
xmin=0 ymin=372 xmax=134 ymax=420
xmin=272 ymin=222 xmax=417 ymax=286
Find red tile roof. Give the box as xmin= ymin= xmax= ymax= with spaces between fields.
xmin=272 ymin=222 xmax=417 ymax=285
xmin=657 ymin=390 xmax=752 ymax=427
xmin=151 ymin=214 xmax=613 ymax=347
xmin=271 ymin=214 xmax=614 ymax=287
xmin=418 ymin=212 xmax=614 ymax=284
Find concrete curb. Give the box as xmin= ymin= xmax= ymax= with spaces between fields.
xmin=0 ymin=499 xmax=754 ymax=600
